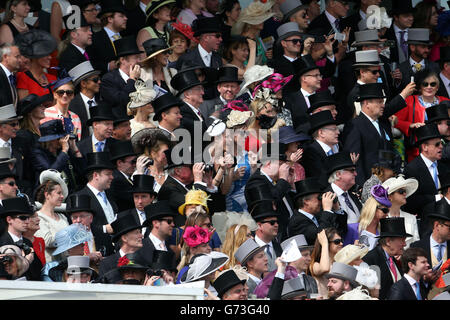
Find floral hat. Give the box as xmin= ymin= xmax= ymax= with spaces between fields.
xmin=226 ymin=110 xmax=254 ymax=129
xmin=178 ymin=188 xmax=210 ymax=215
xmin=182 ymin=225 xmax=211 ymax=248
xmin=172 ymin=18 xmax=198 ymax=44
xmin=370 ymin=184 xmax=391 ymax=208
xmin=253 ymin=73 xmax=293 ymax=94
xmin=127 ymin=80 xmax=158 ymax=109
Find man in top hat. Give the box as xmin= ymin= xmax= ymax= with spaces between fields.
xmin=398 ymin=28 xmax=440 ymax=91
xmin=108 ymin=140 xmax=137 ymax=212
xmin=426 ymin=104 xmax=450 ymax=165
xmin=213 ymin=269 xmax=248 ymax=300
xmin=384 ymin=0 xmax=414 ymax=64
xmin=0 ymin=163 xmax=19 ymax=207
xmin=363 ymin=217 xmax=411 ymax=299
xmin=340 ymin=0 xmax=382 ymax=41
xmin=307 ymin=0 xmax=350 ymax=35
xmin=437 ymin=47 xmax=450 ymax=99
xmin=74 ymin=152 xmax=119 ymax=236
xmin=97 ymin=211 xmax=144 ymax=283
xmin=86 ymin=0 xmax=128 ymax=74
xmin=404 ymin=123 xmax=449 ymax=216
xmin=153 ymin=92 xmax=183 ymax=138
xmin=388 ymin=247 xmax=431 ymax=300
xmin=77 ymin=103 xmax=116 ymax=157
xmin=280 ymin=0 xmax=310 ymax=32
xmin=325 ymin=262 xmax=359 ymax=300
xmin=175 ymin=17 xmax=223 ymax=71
xmin=111 ymin=106 xmax=132 ymax=141
xmin=199 ymin=66 xmax=241 ymax=127
xmin=0 ymin=197 xmax=42 ymax=280
xmin=309 ymin=89 xmax=338 ymax=119
xmin=0 ymin=43 xmax=20 ymax=108
xmin=58 ymin=14 xmax=93 ymax=72
xmin=343 ymin=83 xmax=404 ymax=186
xmin=68 ymin=61 xmax=102 ymax=140
xmin=64 ymin=255 xmax=97 ymax=283
xmin=100 ymin=36 xmax=142 ymax=108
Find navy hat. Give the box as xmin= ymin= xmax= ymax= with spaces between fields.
xmin=192 ymin=17 xmax=222 ymax=37
xmin=143 ymin=200 xmax=176 ymax=225
xmin=17 ymin=94 xmax=53 ymax=117
xmin=38 ymin=120 xmax=66 ymax=142
xmin=109 ymin=140 xmax=136 ymax=162
xmin=278 ymin=126 xmax=310 ymax=145
xmin=111 ymin=212 xmax=143 ymax=242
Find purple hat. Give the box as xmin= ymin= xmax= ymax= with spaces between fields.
xmin=370 ymin=184 xmax=391 ymax=208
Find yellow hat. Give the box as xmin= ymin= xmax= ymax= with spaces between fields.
xmin=178 ymin=188 xmax=210 ymax=215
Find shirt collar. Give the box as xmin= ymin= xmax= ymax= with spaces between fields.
xmin=198 ymin=44 xmax=211 ymax=57
xmin=394 ymin=24 xmax=408 ymax=34
xmin=357 ymin=79 xmax=366 ymax=85
xmin=301 ymin=88 xmax=314 ymax=97
xmin=284 ymin=55 xmax=297 ymax=62
xmin=325 ymin=10 xmax=337 ymax=24
xmin=158 ymin=124 xmax=173 ymax=134
xmin=248 ymin=273 xmax=262 ymax=284
xmin=404 ymin=273 xmax=418 ymax=286
xmin=170 ymin=175 xmax=188 ymax=189
xmin=118 ymin=68 xmax=130 ymax=82
xmin=219 ymin=95 xmax=228 ymax=105
xmin=80 ymin=92 xmax=96 ymax=105
xmin=139 ymin=1 xmax=147 ymax=13
xmin=440 ymin=71 xmax=450 ymax=83
xmin=150 ymin=232 xmax=164 ymax=247
xmin=104 ymin=27 xmax=119 ymax=39
xmin=361 ymin=110 xmax=377 ymax=122
xmin=254 ymin=234 xmax=272 ymax=248
xmin=71 ymin=42 xmax=85 ymax=54
xmin=316 ymin=139 xmax=333 ymax=153
xmin=409 ymin=57 xmax=425 ymax=67
xmin=298 ymin=209 xmax=316 ymax=221
xmin=0 ymin=63 xmax=12 ymax=78
xmin=0 ymin=137 xmax=12 ymax=146
xmin=8 ymin=231 xmax=22 ymax=242
xmin=430 ymin=234 xmax=447 ymax=248
xmin=420 ymin=153 xmax=436 ymax=169
xmin=359 ymin=10 xmax=366 ymax=19
xmin=259 ymin=168 xmax=273 ymax=184
xmin=331 ymin=183 xmax=345 ymax=197
xmin=92 ymin=134 xmax=105 ymax=146
xmin=87 ymin=182 xmax=102 ymax=195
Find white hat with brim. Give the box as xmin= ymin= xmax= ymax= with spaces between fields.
xmin=0 ymin=147 xmax=16 ymax=165
xmin=127 ymin=80 xmax=158 ymax=109
xmin=238 ymin=65 xmax=274 ymax=96
xmin=52 ymin=223 xmax=92 ymax=256
xmin=182 ymin=252 xmax=229 ymax=283
xmin=0 ymin=104 xmax=23 ymax=124
xmin=382 ymin=175 xmax=418 ymax=198
xmin=231 ymin=1 xmax=275 ymax=35
xmin=334 ymin=244 xmax=369 ymax=265
xmin=39 ymin=169 xmax=69 ymax=200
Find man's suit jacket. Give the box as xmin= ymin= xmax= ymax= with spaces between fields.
xmin=179 ymin=102 xmax=209 ymax=149
xmin=340 ymin=11 xmax=363 ymax=45
xmin=307 ymin=11 xmax=340 ymax=35
xmin=109 ymin=169 xmax=135 ymax=212
xmin=268 ymin=55 xmax=300 ymax=93
xmin=97 ymin=251 xmax=121 ymax=283
xmin=175 ymin=46 xmax=223 ymax=70
xmin=362 ymin=245 xmax=403 ymax=300
xmin=388 ymin=276 xmax=429 ymax=300
xmin=58 ymin=43 xmax=88 ymax=72
xmin=385 ymin=25 xmax=407 ymax=64
xmin=100 ymin=69 xmax=137 ymax=108
xmin=199 ymin=97 xmax=224 ymax=128
xmin=410 ymin=234 xmax=450 ymax=268
xmin=86 ymin=29 xmax=117 ymax=74
xmin=437 ymin=73 xmax=449 ymax=99
xmin=77 ymin=135 xmax=116 ymax=158
xmin=398 ymin=59 xmax=440 ymax=91
xmin=282 ymin=90 xmax=310 ymax=134
xmin=0 ymin=232 xmax=42 ymax=281
xmin=122 ymin=5 xmax=147 ymax=37
xmin=287 ymin=210 xmax=333 ymax=245
xmin=301 ymin=140 xmax=330 ymax=187
xmin=0 ymin=65 xmax=16 ymax=107
xmin=404 ymin=155 xmax=448 ymax=217
xmin=69 ymin=93 xmax=91 ymax=140
xmin=136 ymin=237 xmax=176 ymax=268
xmin=11 ymin=136 xmax=26 ymax=181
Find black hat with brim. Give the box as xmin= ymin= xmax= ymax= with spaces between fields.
xmin=0 ymin=197 xmax=33 ymax=218
xmin=66 ymin=194 xmax=95 ymax=216
xmin=152 ymin=92 xmax=183 ymax=121
xmin=111 ymin=212 xmax=143 ymax=242
xmin=377 ymin=217 xmax=413 ymax=238
xmin=98 ymin=0 xmax=126 ymax=17
xmin=245 ymin=183 xmax=276 ymax=210
xmin=373 ymin=149 xmax=402 ymax=173
xmin=427 ymin=198 xmax=450 ymax=221
xmin=216 ymin=66 xmax=242 ymax=84
xmin=18 ymin=94 xmax=53 ymax=117
xmin=170 ymin=70 xmax=207 ymax=96
xmin=143 ymin=200 xmax=177 ymax=226
xmin=294 ymin=54 xmax=319 ymax=76
xmin=213 ymin=269 xmax=247 ymax=299
xmin=117 ymin=252 xmax=149 ymax=271
xmin=309 ymin=89 xmax=336 ymax=112
xmin=391 ymin=0 xmax=413 ymax=15
xmin=250 ymin=200 xmax=279 ymax=222
xmin=87 ymin=103 xmax=115 ymax=126
xmin=426 ymin=103 xmax=450 ymax=124
xmin=112 ymin=106 xmax=133 ymax=126
xmin=15 ymin=29 xmax=57 ymax=59
xmin=308 ymin=110 xmax=336 ymax=135
xmin=109 ymin=140 xmax=136 ymax=162
xmin=294 ymin=177 xmax=323 ymax=200
xmin=440 ymin=46 xmax=450 ymax=63
xmin=192 ymin=17 xmax=222 ymax=37
xmin=115 ymin=36 xmax=144 ymax=58
xmin=0 ymin=163 xmax=16 ymax=181
xmin=414 ymin=123 xmax=444 ymax=146
xmin=355 ymin=83 xmax=387 ymax=102
xmin=85 ymin=152 xmax=115 ymax=173
xmin=324 ymin=151 xmax=355 ymax=176
xmin=130 ymin=174 xmax=156 ymax=195
xmin=151 ymin=250 xmax=177 ymax=272
xmin=38 ymin=119 xmax=67 ymax=143
xmin=259 ymin=143 xmax=288 ymax=162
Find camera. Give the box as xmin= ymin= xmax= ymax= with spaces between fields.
xmin=16 ymin=242 xmax=32 ymax=255
xmin=0 ymin=256 xmax=13 ymax=264
xmin=99 ymin=246 xmax=107 ymax=257
xmin=146 ymin=269 xmax=163 ymax=277
xmin=204 ymin=164 xmax=214 ymax=173
xmin=318 ymin=194 xmax=339 ymax=204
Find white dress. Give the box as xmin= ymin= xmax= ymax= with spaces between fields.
xmin=35 ymin=211 xmax=69 ymax=263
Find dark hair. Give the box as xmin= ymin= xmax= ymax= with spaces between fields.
xmin=224 ymin=37 xmax=248 ymax=62
xmin=413 ymin=2 xmax=437 ymax=29
xmin=401 ymin=247 xmax=428 ymax=274
xmin=86 ymin=169 xmax=104 ymax=182
xmin=414 ymin=68 xmax=440 ymax=93
xmin=169 ymin=29 xmax=191 ymax=49
xmin=295 ymin=193 xmax=316 ymax=210
xmin=219 ymin=0 xmax=239 ymax=23
xmin=35 ymin=180 xmax=61 ymax=204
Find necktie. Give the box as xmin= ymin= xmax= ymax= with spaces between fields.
xmin=159 ymin=242 xmax=166 ymax=250
xmin=265 ymin=246 xmax=273 ymax=259
xmin=399 ymin=31 xmax=408 ymax=58
xmin=415 ymin=282 xmax=422 ymax=300
xmin=84 ymin=241 xmax=90 ymax=255
xmin=98 ymin=191 xmax=108 ymax=205
xmin=342 ymin=192 xmax=355 ymax=213
xmin=334 ymin=19 xmax=340 ymax=32
xmin=327 ymin=149 xmax=334 ymax=156
xmin=413 ymin=63 xmax=422 ymax=72
xmin=112 ymin=34 xmax=121 ymax=40
xmin=389 ymin=256 xmax=398 ymax=281
xmin=204 ymin=53 xmax=211 ymax=67
xmin=436 ymin=243 xmax=443 ymax=261
xmin=95 ymin=141 xmax=104 ymax=152
xmin=87 ymin=100 xmax=94 ymax=108
xmin=83 ymin=51 xmax=90 ymax=60
xmin=14 ymin=240 xmax=23 ymax=247
xmin=8 ymin=74 xmax=16 ymax=87
xmin=431 ymin=162 xmax=439 ymax=189
xmin=139 ymin=210 xmax=146 ymax=222
xmin=311 ymin=216 xmax=319 ymax=227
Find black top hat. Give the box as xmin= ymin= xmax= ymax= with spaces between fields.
xmin=151 ymin=250 xmax=177 ymax=272
xmin=0 ymin=197 xmax=33 ymax=218
xmin=377 ymin=217 xmax=412 ymax=238
xmin=213 ymin=269 xmax=247 ymax=298
xmin=426 ymin=103 xmax=450 ymax=124
xmin=115 ymin=36 xmax=143 ymax=58
xmin=38 ymin=119 xmax=67 ymax=143
xmin=163 ymin=147 xmax=193 ymax=170
xmin=427 ymin=200 xmax=450 ymax=222
xmin=414 ymin=123 xmax=443 ymax=146
xmin=324 ymin=151 xmax=355 ymax=176
xmin=216 ymin=66 xmax=242 ymax=84
xmin=130 ymin=174 xmax=156 ymax=195
xmin=245 ymin=183 xmax=276 ymax=210
xmin=260 ymin=143 xmax=287 ymax=162
xmin=192 ymin=17 xmax=222 ymax=37
xmin=109 ymin=140 xmax=136 ymax=162
xmin=373 ymin=150 xmax=402 ymax=173
xmin=0 ymin=163 xmax=15 ymax=180
xmin=143 ymin=200 xmax=176 ymax=226
xmin=87 ymin=103 xmax=115 ymax=126
xmin=250 ymin=200 xmax=279 ymax=222
xmin=294 ymin=54 xmax=319 ymax=76
xmin=17 ymin=94 xmax=53 ymax=117
xmin=98 ymin=0 xmax=126 ymax=17
xmin=294 ymin=177 xmax=323 ymax=200
xmin=15 ymin=29 xmax=58 ymax=59
xmin=355 ymin=83 xmax=387 ymax=102
xmin=64 ymin=12 xmax=91 ymax=31
xmin=152 ymin=92 xmax=183 ymax=121
xmin=309 ymin=90 xmax=336 ymax=112
xmin=391 ymin=0 xmax=413 ymax=15
xmin=308 ymin=110 xmax=336 ymax=135
xmin=112 ymin=106 xmax=132 ymax=126
xmin=66 ymin=194 xmax=95 ymax=215
xmin=111 ymin=212 xmax=143 ymax=242
xmin=170 ymin=70 xmax=206 ymax=96
xmin=85 ymin=152 xmax=115 ymax=172
xmin=441 ymin=46 xmax=450 ymax=63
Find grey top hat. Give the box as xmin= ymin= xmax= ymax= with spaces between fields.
xmin=0 ymin=147 xmax=16 ymax=165
xmin=280 ymin=0 xmax=306 ymax=23
xmin=277 ymin=22 xmax=303 ymax=43
xmin=66 ymin=255 xmax=95 ymax=275
xmin=0 ymin=104 xmax=23 ymax=124
xmin=234 ymin=238 xmax=266 ymax=267
xmin=353 ymin=50 xmax=384 ymax=68
xmin=281 ymin=277 xmax=307 ymax=299
xmin=69 ymin=61 xmax=101 ymax=86
xmin=281 ymin=234 xmax=312 ymax=251
xmin=325 ymin=262 xmax=359 ymax=288
xmin=351 ymin=30 xmax=383 ymax=47
xmin=407 ymin=28 xmax=432 ymax=45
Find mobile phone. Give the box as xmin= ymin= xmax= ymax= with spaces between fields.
xmin=411 ymin=76 xmax=414 ymax=83
xmin=334 ymin=32 xmax=346 ymax=42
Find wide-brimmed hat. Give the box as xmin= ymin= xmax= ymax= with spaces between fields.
xmin=130 ymin=174 xmax=156 ymax=195
xmin=151 ymin=92 xmax=183 ymax=121
xmin=231 ymin=1 xmax=274 ymax=35
xmin=391 ymin=0 xmax=413 ymax=15
xmin=407 ymin=28 xmax=433 ymax=46
xmin=325 ymin=262 xmax=359 ymax=288
xmin=382 ymin=175 xmax=418 ymax=198
xmin=414 ymin=123 xmax=443 ymax=146
xmin=309 ymin=89 xmax=337 ymax=112
xmin=115 ymin=36 xmax=143 ymax=58
xmin=294 ymin=54 xmax=319 ymax=76
xmin=66 ymin=255 xmax=96 ymax=275
xmin=352 ymin=50 xmax=383 ymax=68
xmin=250 ymin=200 xmax=279 ymax=222
xmin=206 ymin=119 xmax=226 ymax=137
xmin=128 ymin=80 xmax=158 ymax=109
xmin=427 ymin=199 xmax=450 ymax=222
xmin=234 ymin=238 xmax=266 ymax=267
xmin=0 ymin=104 xmax=23 ymax=124
xmin=111 ymin=211 xmax=143 ymax=242
xmin=170 ymin=69 xmax=206 ymax=96
xmin=0 ymin=163 xmax=16 ymax=181
xmin=377 ymin=217 xmax=412 ymax=238
xmin=192 ymin=16 xmax=222 ymax=37
xmin=370 ymin=184 xmax=392 ymax=208
xmin=0 ymin=245 xmax=29 ymax=277
xmin=372 ymin=149 xmax=402 ymax=174
xmin=280 ymin=0 xmax=307 ymax=23
xmin=334 ymin=244 xmax=369 ymax=265
xmin=52 ymin=223 xmax=92 ymax=256
xmin=213 ymin=269 xmax=247 ymax=298
xmin=278 ymin=125 xmax=310 ymax=145
xmin=276 ymin=22 xmax=303 ymax=43
xmin=66 ymin=194 xmax=95 ymax=216
xmin=97 ymin=0 xmax=126 ymax=17
xmin=39 ymin=169 xmax=69 ymax=200
xmin=117 ymin=252 xmax=149 ymax=271
xmin=183 ymin=252 xmax=229 ymax=283
xmin=15 ymin=29 xmax=57 ymax=59
xmin=308 ymin=110 xmax=336 ymax=135
xmin=178 ymin=188 xmax=210 ymax=215
xmin=143 ymin=200 xmax=176 ymax=226
xmin=0 ymin=197 xmax=33 ymax=218
xmin=0 ymin=147 xmax=16 ymax=165
xmin=356 ymin=83 xmax=386 ymax=102
xmin=109 ymin=140 xmax=136 ymax=162
xmin=38 ymin=120 xmax=66 ymax=142
xmin=351 ymin=29 xmax=383 ymax=47
xmin=281 ymin=277 xmax=307 ymax=299
xmin=324 ymin=151 xmax=355 ymax=176
xmin=238 ymin=65 xmax=274 ymax=96
xmin=216 ymin=66 xmax=242 ymax=84
xmin=426 ymin=103 xmax=450 ymax=124
xmin=141 ymin=38 xmax=175 ymax=63
xmin=68 ymin=61 xmax=101 ymax=87
xmin=226 ymin=110 xmax=254 ymax=129
xmin=17 ymin=94 xmax=53 ymax=117
xmin=294 ymin=177 xmax=323 ymax=200
xmin=281 ymin=234 xmax=314 ymax=251
xmin=145 ymin=0 xmax=175 ymax=21
xmin=85 ymin=152 xmax=114 ymax=172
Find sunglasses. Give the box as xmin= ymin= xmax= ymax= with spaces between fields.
xmin=209 ymin=33 xmax=222 ymax=39
xmin=285 ymin=39 xmax=302 ymax=45
xmin=329 ymin=238 xmax=344 ymax=245
xmin=429 ymin=141 xmax=443 ymax=147
xmin=202 ymin=223 xmax=213 ymax=228
xmin=160 ymin=218 xmax=174 ymax=225
xmin=421 ymin=81 xmax=437 ymax=88
xmin=55 ymin=90 xmax=74 ymax=96
xmin=261 ymin=220 xmax=278 ymax=226
xmin=366 ymin=69 xmax=380 ymax=75
xmin=5 ymin=122 xmax=19 ymax=127
xmin=89 ymin=77 xmax=100 ymax=83
xmin=14 ymin=215 xmax=30 ymax=221
xmin=396 ymin=189 xmax=406 ymax=195
xmin=1 ymin=181 xmax=16 ymax=187
xmin=377 ymin=207 xmax=390 ymax=214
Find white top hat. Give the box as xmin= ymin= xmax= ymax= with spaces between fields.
xmin=353 ymin=50 xmax=384 ymax=68
xmin=0 ymin=147 xmax=16 ymax=164
xmin=68 ymin=61 xmax=101 ymax=86
xmin=0 ymin=104 xmax=22 ymax=124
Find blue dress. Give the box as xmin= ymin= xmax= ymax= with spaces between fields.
xmin=225 ymin=153 xmax=251 ymax=212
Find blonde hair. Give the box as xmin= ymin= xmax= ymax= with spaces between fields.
xmin=221 ymin=224 xmax=250 ymax=270
xmin=358 ymin=197 xmax=379 ymax=233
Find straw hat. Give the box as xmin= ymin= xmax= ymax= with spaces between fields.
xmin=231 ymin=1 xmax=275 ymax=35
xmin=127 ymin=80 xmax=158 ymax=109
xmin=334 ymin=244 xmax=369 ymax=265
xmin=382 ymin=175 xmax=418 ymax=198
xmin=178 ymin=188 xmax=210 ymax=214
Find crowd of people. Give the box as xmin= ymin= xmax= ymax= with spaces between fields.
xmin=0 ymin=0 xmax=449 ymax=301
